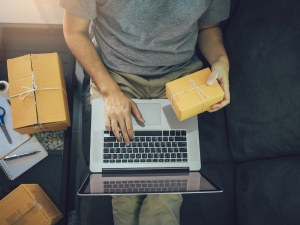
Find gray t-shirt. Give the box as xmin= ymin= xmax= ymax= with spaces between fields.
xmin=59 ymin=0 xmax=230 ymax=76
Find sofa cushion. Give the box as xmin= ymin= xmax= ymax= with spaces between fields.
xmin=224 ymin=0 xmax=300 ymax=161
xmin=235 ymin=156 xmax=300 ymax=225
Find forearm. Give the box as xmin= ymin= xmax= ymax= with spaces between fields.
xmin=64 ymin=31 xmax=120 ymax=97
xmin=197 ymin=26 xmax=229 ymax=70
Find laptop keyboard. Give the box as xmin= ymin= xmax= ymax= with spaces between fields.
xmin=102 ymin=130 xmax=188 ymax=163
xmin=103 ymin=179 xmax=188 ymax=193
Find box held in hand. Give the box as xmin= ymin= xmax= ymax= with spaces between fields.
xmin=7 ymin=53 xmax=71 ymax=134
xmin=0 ymin=184 xmax=63 ymax=225
xmin=166 ymin=68 xmax=224 ymax=121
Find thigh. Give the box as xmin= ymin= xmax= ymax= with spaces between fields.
xmin=138 ymin=194 xmax=183 ymax=225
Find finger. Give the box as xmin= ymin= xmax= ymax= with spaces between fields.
xmin=105 ymin=116 xmax=111 ymax=131
xmin=124 ymin=115 xmax=134 ymax=140
xmin=111 ymin=119 xmax=121 ymax=141
xmin=131 ymin=101 xmax=145 ymax=123
xmin=207 ymin=68 xmax=220 ymax=85
xmin=119 ymin=119 xmax=130 ymax=146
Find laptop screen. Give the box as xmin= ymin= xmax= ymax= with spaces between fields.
xmin=78 ymin=171 xmax=222 ymax=195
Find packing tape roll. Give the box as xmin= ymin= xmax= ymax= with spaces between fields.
xmin=0 ymin=81 xmax=10 ymax=100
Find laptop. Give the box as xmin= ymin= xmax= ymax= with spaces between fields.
xmin=78 ymin=99 xmax=222 ymax=196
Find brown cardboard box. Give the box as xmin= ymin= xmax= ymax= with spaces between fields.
xmin=166 ymin=68 xmax=224 ymax=121
xmin=7 ymin=53 xmax=71 ymax=134
xmin=0 ymin=184 xmax=63 ymax=225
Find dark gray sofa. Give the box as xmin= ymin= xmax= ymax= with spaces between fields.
xmin=78 ymin=0 xmax=300 ymax=224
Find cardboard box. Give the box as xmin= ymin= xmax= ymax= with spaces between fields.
xmin=7 ymin=53 xmax=71 ymax=134
xmin=166 ymin=68 xmax=224 ymax=121
xmin=0 ymin=184 xmax=63 ymax=225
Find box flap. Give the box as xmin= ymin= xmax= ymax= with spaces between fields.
xmin=31 ymin=53 xmax=68 ymax=125
xmin=7 ymin=55 xmax=38 ymax=129
xmin=0 ymin=185 xmax=35 ymax=225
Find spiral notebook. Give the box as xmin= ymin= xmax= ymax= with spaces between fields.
xmin=0 ymin=136 xmax=48 ymax=180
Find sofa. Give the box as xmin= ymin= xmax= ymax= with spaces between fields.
xmin=78 ymin=0 xmax=300 ymax=224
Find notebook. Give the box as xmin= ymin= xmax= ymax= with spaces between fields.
xmin=0 ymin=96 xmax=30 ymax=159
xmin=0 ymin=136 xmax=48 ymax=180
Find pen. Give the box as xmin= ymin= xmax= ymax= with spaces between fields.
xmin=4 ymin=151 xmax=41 ymax=161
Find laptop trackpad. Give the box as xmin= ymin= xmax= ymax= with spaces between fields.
xmin=132 ymin=103 xmax=161 ymax=125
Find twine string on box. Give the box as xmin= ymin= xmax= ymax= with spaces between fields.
xmin=10 ymin=72 xmax=67 ymax=131
xmin=169 ymin=75 xmax=217 ymax=113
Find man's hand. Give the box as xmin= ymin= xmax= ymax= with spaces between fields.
xmin=206 ymin=58 xmax=230 ymax=113
xmin=103 ymin=90 xmax=145 ymax=146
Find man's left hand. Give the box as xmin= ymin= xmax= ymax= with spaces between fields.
xmin=206 ymin=60 xmax=230 ymax=113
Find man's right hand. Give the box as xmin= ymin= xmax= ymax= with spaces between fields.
xmin=103 ymin=90 xmax=145 ymax=146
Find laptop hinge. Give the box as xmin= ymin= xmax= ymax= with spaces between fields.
xmin=102 ymin=167 xmax=189 ymax=174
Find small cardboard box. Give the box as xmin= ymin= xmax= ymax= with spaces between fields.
xmin=0 ymin=184 xmax=63 ymax=225
xmin=7 ymin=53 xmax=71 ymax=134
xmin=166 ymin=68 xmax=224 ymax=121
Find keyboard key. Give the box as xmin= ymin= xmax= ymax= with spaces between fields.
xmin=181 ymin=130 xmax=187 ymax=136
xmin=163 ymin=137 xmax=168 ymax=142
xmin=124 ymin=154 xmax=129 ymax=159
xmin=158 ymin=137 xmax=162 ymax=141
xmin=104 ymin=184 xmax=112 ymax=189
xmin=183 ymin=159 xmax=188 ymax=162
xmin=145 ymin=148 xmax=150 ymax=153
xmin=149 ymin=142 xmax=154 ymax=147
xmin=103 ymin=148 xmax=109 ymax=153
xmin=141 ymin=159 xmax=146 ymax=162
xmin=148 ymin=153 xmax=153 ymax=158
xmin=161 ymin=142 xmax=165 ymax=147
xmin=183 ymin=153 xmax=188 ymax=158
xmin=146 ymin=137 xmax=151 ymax=141
xmin=166 ymin=142 xmax=171 ymax=147
xmin=122 ymin=159 xmax=127 ymax=163
xmin=142 ymin=154 xmax=147 ymax=158
xmin=178 ymin=142 xmax=187 ymax=147
xmin=155 ymin=142 xmax=160 ymax=147
xmin=120 ymin=143 xmax=125 ymax=147
xmin=133 ymin=148 xmax=138 ymax=153
xmin=113 ymin=154 xmax=118 ymax=159
xmin=116 ymin=160 xmax=121 ymax=163
xmin=171 ymin=153 xmax=176 ymax=158
xmin=177 ymin=159 xmax=182 ymax=162
xmin=126 ymin=143 xmax=132 ymax=147
xmin=153 ymin=159 xmax=158 ymax=162
xmin=163 ymin=131 xmax=169 ymax=136
xmin=179 ymin=148 xmax=187 ymax=152
xmin=104 ymin=143 xmax=113 ymax=147
xmin=169 ymin=137 xmax=175 ymax=142
xmin=156 ymin=148 xmax=162 ymax=153
xmin=114 ymin=142 xmax=119 ymax=147
xmin=138 ymin=143 xmax=143 ymax=147
xmin=104 ymin=160 xmax=109 ymax=163
xmin=177 ymin=153 xmax=182 ymax=158
xmin=109 ymin=148 xmax=115 ymax=153
xmin=165 ymin=159 xmax=170 ymax=162
xmin=140 ymin=137 xmax=145 ymax=142
xmin=174 ymin=148 xmax=179 ymax=152
xmin=132 ymin=142 xmax=137 ymax=147
xmin=171 ymin=159 xmax=176 ymax=162
xmin=127 ymin=148 xmax=133 ymax=153
xmin=110 ymin=131 xmax=114 ymax=136
xmin=118 ymin=154 xmax=123 ymax=159
xmin=143 ymin=142 xmax=148 ymax=147
xmin=152 ymin=137 xmax=157 ymax=142
xmin=115 ymin=148 xmax=120 ymax=153
xmin=168 ymin=148 xmax=173 ymax=152
xmin=170 ymin=131 xmax=175 ymax=136
xmin=130 ymin=154 xmax=135 ymax=159
xmin=136 ymin=154 xmax=141 ymax=158
xmin=159 ymin=153 xmax=164 ymax=158
xmin=134 ymin=159 xmax=139 ymax=162
xmin=147 ymin=159 xmax=152 ymax=162
xmin=175 ymin=137 xmax=186 ymax=141
xmin=135 ymin=131 xmax=162 ymax=136
xmin=134 ymin=137 xmax=139 ymax=142
xmin=104 ymin=154 xmax=111 ymax=159
xmin=162 ymin=148 xmax=167 ymax=153
xmin=139 ymin=148 xmax=145 ymax=153
xmin=104 ymin=131 xmax=109 ymax=134
xmin=128 ymin=159 xmax=133 ymax=163
xmin=110 ymin=160 xmax=115 ymax=163
xmin=136 ymin=183 xmax=141 ymax=187
xmin=154 ymin=154 xmax=158 ymax=158
xmin=172 ymin=142 xmax=177 ymax=147
xmin=165 ymin=153 xmax=170 ymax=158
xmin=176 ymin=130 xmax=181 ymax=136
xmin=151 ymin=148 xmax=156 ymax=153
xmin=159 ymin=159 xmax=164 ymax=162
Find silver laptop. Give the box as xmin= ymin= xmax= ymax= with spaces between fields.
xmin=78 ymin=99 xmax=222 ymax=196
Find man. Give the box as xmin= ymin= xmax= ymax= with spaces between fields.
xmin=60 ymin=0 xmax=230 ymax=224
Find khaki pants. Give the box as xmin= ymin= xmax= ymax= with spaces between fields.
xmin=90 ymin=59 xmax=203 ymax=225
